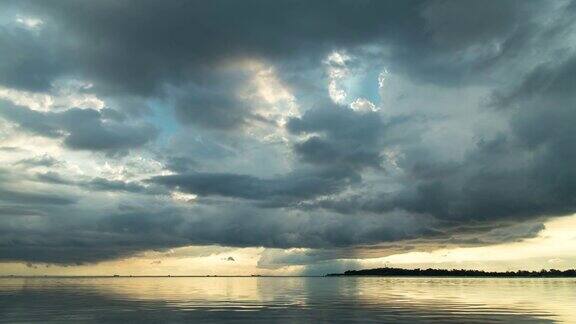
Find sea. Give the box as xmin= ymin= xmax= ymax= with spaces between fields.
xmin=1 ymin=276 xmax=574 ymax=323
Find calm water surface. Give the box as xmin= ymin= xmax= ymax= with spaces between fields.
xmin=0 ymin=277 xmax=574 ymax=323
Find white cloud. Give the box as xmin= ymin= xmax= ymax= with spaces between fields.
xmin=325 ymin=51 xmax=352 ymax=104
xmin=170 ymin=191 xmax=198 ymax=203
xmin=15 ymin=15 xmax=43 ymax=29
xmin=350 ymin=97 xmax=379 ymax=112
xmin=0 ymin=83 xmax=104 ymax=113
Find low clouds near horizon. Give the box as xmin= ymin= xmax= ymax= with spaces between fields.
xmin=1 ymin=0 xmax=576 ymax=271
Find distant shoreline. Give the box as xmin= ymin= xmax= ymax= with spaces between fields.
xmin=326 ymin=267 xmax=576 ymax=278
xmin=2 ymin=268 xmax=576 ymax=279
xmin=0 ymin=275 xmax=323 ymax=278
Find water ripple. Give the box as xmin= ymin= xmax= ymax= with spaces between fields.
xmin=0 ymin=277 xmax=574 ymax=323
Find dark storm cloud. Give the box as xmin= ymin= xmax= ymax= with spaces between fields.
xmin=421 ymin=0 xmax=521 ymax=49
xmin=150 ymin=103 xmax=409 ymax=209
xmin=309 ymin=137 xmax=576 ymax=225
xmin=287 ymin=103 xmax=408 ymax=170
xmin=150 ymin=103 xmax=408 ymax=209
xmin=0 ymin=0 xmax=560 ymax=139
xmin=0 ymin=201 xmax=423 ymax=264
xmin=0 ymin=188 xmax=76 ymax=206
xmin=152 ymin=168 xmax=359 ymax=204
xmin=494 ymin=55 xmax=576 ymax=108
xmin=2 ymin=0 xmax=548 ymax=99
xmin=151 ymin=104 xmax=402 ymax=205
xmin=0 ymin=204 xmax=189 ymax=264
xmin=0 ymin=18 xmax=65 ymax=92
xmin=5 ymin=0 xmax=416 ymax=94
xmin=307 ymin=55 xmax=576 ymax=227
xmin=1 ymin=0 xmax=576 ymax=266
xmin=391 ymin=56 xmax=576 ymax=222
xmin=0 ymin=101 xmax=158 ymax=154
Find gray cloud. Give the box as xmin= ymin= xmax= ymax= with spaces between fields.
xmin=0 ymin=0 xmax=553 ymax=113
xmin=171 ymin=71 xmax=271 ymax=131
xmin=33 ymin=171 xmax=162 ymax=195
xmin=86 ymin=178 xmax=149 ymax=194
xmin=287 ymin=103 xmax=409 ymax=170
xmin=0 ymin=188 xmax=76 ymax=206
xmin=307 ymin=57 xmax=576 ymax=229
xmin=0 ymin=101 xmax=158 ymax=154
xmin=152 ymin=168 xmax=359 ymax=205
xmin=1 ymin=0 xmax=576 ymax=266
xmin=0 ymin=200 xmax=424 ymax=264
xmin=3 ymin=1 xmax=418 ymax=94
xmin=15 ymin=155 xmax=62 ymax=168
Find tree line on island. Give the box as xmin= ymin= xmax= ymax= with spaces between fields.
xmin=326 ymin=267 xmax=576 ymax=277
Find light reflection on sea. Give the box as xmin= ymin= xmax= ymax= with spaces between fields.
xmin=0 ymin=277 xmax=574 ymax=323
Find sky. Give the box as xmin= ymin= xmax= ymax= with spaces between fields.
xmin=1 ymin=0 xmax=576 ymax=276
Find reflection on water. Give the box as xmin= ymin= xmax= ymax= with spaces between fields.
xmin=1 ymin=277 xmax=575 ymax=323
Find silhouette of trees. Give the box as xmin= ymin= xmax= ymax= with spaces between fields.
xmin=326 ymin=267 xmax=576 ymax=277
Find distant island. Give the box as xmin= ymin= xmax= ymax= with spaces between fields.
xmin=326 ymin=267 xmax=576 ymax=278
